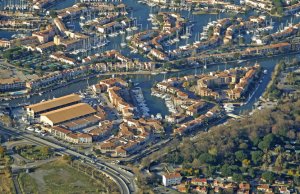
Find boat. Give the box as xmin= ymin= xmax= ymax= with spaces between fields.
xmin=126 ymin=36 xmax=132 ymax=40
xmin=263 ymin=70 xmax=268 ymax=74
xmin=130 ymin=49 xmax=138 ymax=53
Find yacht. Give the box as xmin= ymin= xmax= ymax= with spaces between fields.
xmin=120 ymin=42 xmax=127 ymax=47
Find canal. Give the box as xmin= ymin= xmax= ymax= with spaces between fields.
xmin=1 ymin=0 xmax=300 ymax=117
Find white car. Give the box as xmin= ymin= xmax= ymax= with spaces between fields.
xmin=26 ymin=127 xmax=34 ymax=131
xmin=35 ymin=128 xmax=42 ymax=133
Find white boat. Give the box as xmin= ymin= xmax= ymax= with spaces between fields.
xmin=237 ymin=60 xmax=245 ymax=64
xmin=173 ymin=38 xmax=180 ymax=42
xmin=120 ymin=42 xmax=127 ymax=47
xmin=130 ymin=49 xmax=138 ymax=53
xmin=263 ymin=70 xmax=268 ymax=74
xmin=180 ymin=35 xmax=189 ymax=39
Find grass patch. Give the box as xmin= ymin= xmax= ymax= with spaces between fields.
xmin=15 ymin=145 xmax=52 ymax=161
xmin=18 ymin=172 xmax=38 ymax=194
xmin=18 ymin=159 xmax=112 ymax=194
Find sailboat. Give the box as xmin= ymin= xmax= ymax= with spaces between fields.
xmin=174 ymin=31 xmax=180 ymax=42
xmin=120 ymin=33 xmax=126 ymax=47
xmin=204 ymin=58 xmax=207 ymax=69
xmin=132 ymin=19 xmax=138 ymax=31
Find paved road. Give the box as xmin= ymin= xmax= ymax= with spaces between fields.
xmin=0 ymin=126 xmax=135 ymax=194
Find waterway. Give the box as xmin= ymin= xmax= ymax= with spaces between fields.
xmin=1 ymin=0 xmax=300 ymax=117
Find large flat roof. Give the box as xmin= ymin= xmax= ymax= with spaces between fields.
xmin=26 ymin=94 xmax=81 ymax=113
xmin=41 ymin=103 xmax=96 ymax=125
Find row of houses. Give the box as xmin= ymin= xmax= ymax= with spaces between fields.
xmin=174 ymin=106 xmax=222 ymax=135
xmin=263 ymin=21 xmax=300 ymax=44
xmin=186 ymin=42 xmax=294 ymax=64
xmin=163 ymin=173 xmax=292 ymax=194
xmin=82 ymin=50 xmax=156 ymax=71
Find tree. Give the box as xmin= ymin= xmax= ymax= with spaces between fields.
xmin=251 ymin=151 xmax=263 ymax=165
xmin=239 ymin=143 xmax=248 ymax=150
xmin=40 ymin=146 xmax=50 ymax=156
xmin=4 ymin=166 xmax=11 ymax=178
xmin=220 ymin=164 xmax=233 ymax=177
xmin=198 ymin=153 xmax=216 ymax=164
xmin=0 ymin=146 xmax=5 ymax=158
xmin=274 ymin=154 xmax=284 ymax=171
xmin=258 ymin=134 xmax=277 ymax=151
xmin=232 ymin=173 xmax=244 ymax=182
xmin=261 ymin=171 xmax=276 ymax=183
xmin=192 ymin=159 xmax=201 ymax=169
xmin=208 ymin=146 xmax=218 ymax=156
xmin=235 ymin=150 xmax=248 ymax=162
xmin=242 ymin=159 xmax=251 ymax=167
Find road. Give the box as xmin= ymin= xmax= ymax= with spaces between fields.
xmin=0 ymin=126 xmax=136 ymax=194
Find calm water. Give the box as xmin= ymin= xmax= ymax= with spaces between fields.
xmin=0 ymin=30 xmax=16 ymax=39
xmin=1 ymin=0 xmax=299 ymax=116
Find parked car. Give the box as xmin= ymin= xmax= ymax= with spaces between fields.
xmin=26 ymin=127 xmax=34 ymax=131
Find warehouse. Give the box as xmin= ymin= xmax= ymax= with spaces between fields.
xmin=40 ymin=103 xmax=96 ymax=126
xmin=26 ymin=94 xmax=81 ymax=118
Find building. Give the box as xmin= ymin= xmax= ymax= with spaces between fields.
xmin=50 ymin=126 xmax=92 ymax=144
xmin=162 ymin=172 xmax=182 ymax=186
xmin=50 ymin=52 xmax=76 ymax=65
xmin=0 ymin=78 xmax=25 ymax=92
xmin=0 ymin=39 xmax=11 ymax=48
xmin=36 ymin=41 xmax=56 ymax=53
xmin=40 ymin=103 xmax=96 ymax=126
xmin=26 ymin=94 xmax=81 ymax=118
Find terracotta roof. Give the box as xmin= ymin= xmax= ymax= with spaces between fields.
xmin=52 ymin=126 xmax=71 ymax=134
xmin=27 ymin=94 xmax=81 ymax=113
xmin=163 ymin=172 xmax=181 ymax=179
xmin=41 ymin=103 xmax=96 ymax=125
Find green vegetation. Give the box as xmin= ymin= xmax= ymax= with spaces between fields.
xmin=18 ymin=159 xmax=114 ymax=194
xmin=14 ymin=145 xmax=52 ymax=161
xmin=265 ymin=60 xmax=300 ymax=100
xmin=271 ymin=0 xmax=284 ymax=15
xmin=2 ymin=47 xmax=30 ymax=61
xmin=157 ymin=97 xmax=300 ymax=182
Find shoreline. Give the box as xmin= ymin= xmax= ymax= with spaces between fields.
xmin=0 ymin=50 xmax=296 ymax=102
